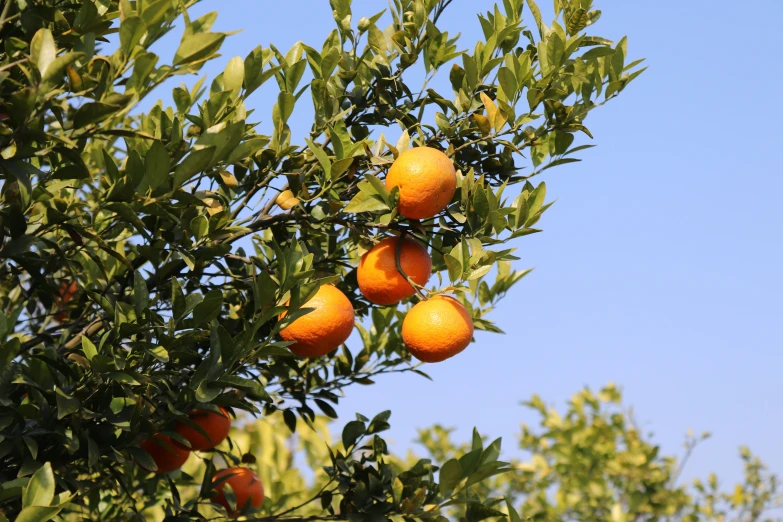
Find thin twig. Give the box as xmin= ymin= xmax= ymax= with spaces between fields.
xmin=395 ymin=231 xmax=428 ymax=300
xmin=0 ymin=0 xmax=13 ymax=33
xmin=63 ymin=317 xmax=105 ymax=350
xmin=0 ymin=57 xmax=28 ymax=73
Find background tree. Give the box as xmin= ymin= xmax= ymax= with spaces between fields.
xmin=0 ymin=0 xmax=649 ymax=520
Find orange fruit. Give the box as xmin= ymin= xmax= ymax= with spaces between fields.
xmin=276 ymin=189 xmax=299 ymax=210
xmin=386 ymin=146 xmax=457 ymax=220
xmin=213 ymin=467 xmax=265 ymax=518
xmin=55 ymin=281 xmax=78 ymax=322
xmin=357 ymin=236 xmax=431 ymax=305
xmin=174 ymin=407 xmax=231 ymax=451
xmin=279 ymin=285 xmax=355 ymax=358
xmin=402 ymin=295 xmax=474 ymax=363
xmin=140 ymin=434 xmax=190 ymax=473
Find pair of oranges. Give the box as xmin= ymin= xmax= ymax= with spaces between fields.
xmin=280 ymin=147 xmax=474 ymax=363
xmin=141 ymin=408 xmax=264 ymax=517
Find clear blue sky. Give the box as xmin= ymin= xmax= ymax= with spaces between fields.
xmin=142 ymin=0 xmax=783 ymax=486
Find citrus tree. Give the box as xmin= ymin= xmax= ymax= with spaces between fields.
xmin=0 ymin=0 xmax=646 ymax=520
xmin=416 ymin=384 xmax=781 ymax=522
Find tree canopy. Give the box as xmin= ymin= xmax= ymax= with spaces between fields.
xmin=8 ymin=0 xmax=769 ymax=521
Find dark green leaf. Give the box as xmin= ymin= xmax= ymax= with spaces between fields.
xmin=55 ymin=388 xmax=80 ymax=420
xmin=193 ymin=290 xmax=224 ymax=325
xmin=133 ymin=270 xmax=149 ymax=317
xmin=342 ymin=420 xmax=366 ymax=449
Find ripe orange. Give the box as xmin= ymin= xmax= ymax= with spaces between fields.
xmin=276 ymin=189 xmax=299 ymax=210
xmin=357 ymin=236 xmax=431 ymax=305
xmin=140 ymin=434 xmax=190 ymax=473
xmin=55 ymin=281 xmax=78 ymax=322
xmin=386 ymin=146 xmax=457 ymax=220
xmin=402 ymin=295 xmax=474 ymax=363
xmin=279 ymin=285 xmax=355 ymax=358
xmin=213 ymin=467 xmax=265 ymax=518
xmin=174 ymin=407 xmax=231 ymax=451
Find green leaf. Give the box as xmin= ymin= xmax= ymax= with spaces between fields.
xmin=506 ymin=499 xmax=522 ymax=522
xmin=566 ymin=8 xmax=589 ymax=35
xmin=479 ymin=437 xmax=502 ymax=465
xmin=81 ymin=337 xmax=97 ymax=361
xmin=191 ymin=215 xmax=208 ymax=240
xmin=174 ymin=32 xmax=226 ymax=65
xmin=133 ymin=270 xmax=149 ymax=317
xmin=42 ymin=52 xmax=83 ymax=84
xmin=14 ymin=506 xmax=62 ymax=522
xmin=2 ymin=160 xmax=36 ymax=208
xmin=472 ymin=427 xmax=483 ymax=451
xmin=439 ymin=458 xmax=463 ymax=495
xmin=172 ymin=278 xmax=186 ymax=320
xmin=120 ymin=16 xmax=145 ymax=56
xmin=306 ymin=138 xmax=331 ymax=179
xmin=342 ymin=420 xmax=366 ymax=449
xmin=497 ymin=67 xmax=517 ymax=100
xmin=30 ymin=29 xmax=56 ymax=78
xmin=55 ymin=388 xmax=80 ymax=420
xmin=538 ymin=157 xmax=580 ymax=173
xmin=283 ymin=409 xmax=297 ymax=433
xmin=365 ymin=174 xmax=391 ymax=207
xmin=73 ymin=102 xmax=122 ymax=129
xmin=526 ymin=182 xmax=546 ymax=221
xmin=314 ymin=399 xmax=338 ymax=419
xmin=331 ymin=157 xmax=354 ymax=179
xmin=226 ymin=137 xmax=270 ymax=164
xmin=466 ymin=502 xmax=506 ymax=522
xmin=87 ymin=438 xmax=99 ymax=468
xmin=344 ymin=187 xmax=387 ymax=213
xmin=277 ymin=91 xmax=296 ymax=124
xmin=582 ymin=46 xmax=615 ymax=60
xmin=473 ymin=185 xmax=489 ymax=219
xmin=467 ymin=265 xmax=492 ymax=280
xmin=553 ymin=131 xmax=574 ymax=154
xmin=195 ymin=121 xmax=244 ymax=164
xmin=223 ymin=56 xmax=245 ymax=97
xmin=368 ymin=24 xmax=387 ymax=54
xmin=22 ymin=462 xmax=55 ymax=508
xmin=525 ymin=0 xmax=546 ymax=37
xmin=193 ymin=290 xmax=224 ymax=325
xmin=444 ymin=254 xmax=462 ymax=283
xmin=0 ymin=234 xmax=37 ymax=259
xmin=216 ymin=375 xmax=270 ymax=401
xmin=612 ymin=36 xmax=627 ymax=78
xmin=139 ymin=140 xmax=170 ymax=192
xmin=462 ymin=54 xmax=478 ymax=91
xmin=173 ymin=147 xmax=215 ymax=187
xmin=127 ymin=446 xmax=158 ymax=472
xmin=140 ymin=0 xmax=172 ymax=26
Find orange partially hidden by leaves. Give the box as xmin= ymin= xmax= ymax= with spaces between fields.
xmin=386 ymin=146 xmax=457 ymax=220
xmin=279 ymin=285 xmax=355 ymax=358
xmin=174 ymin=407 xmax=231 ymax=451
xmin=357 ymin=236 xmax=431 ymax=305
xmin=213 ymin=467 xmax=265 ymax=518
xmin=55 ymin=281 xmax=78 ymax=322
xmin=402 ymin=295 xmax=474 ymax=363
xmin=140 ymin=434 xmax=190 ymax=474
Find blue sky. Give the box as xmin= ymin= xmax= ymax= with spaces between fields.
xmin=141 ymin=0 xmax=783 ymax=486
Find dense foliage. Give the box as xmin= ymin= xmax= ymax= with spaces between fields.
xmin=0 ymin=0 xmax=686 ymax=520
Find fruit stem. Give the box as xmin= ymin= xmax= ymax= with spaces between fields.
xmin=395 ymin=232 xmax=428 ymax=301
